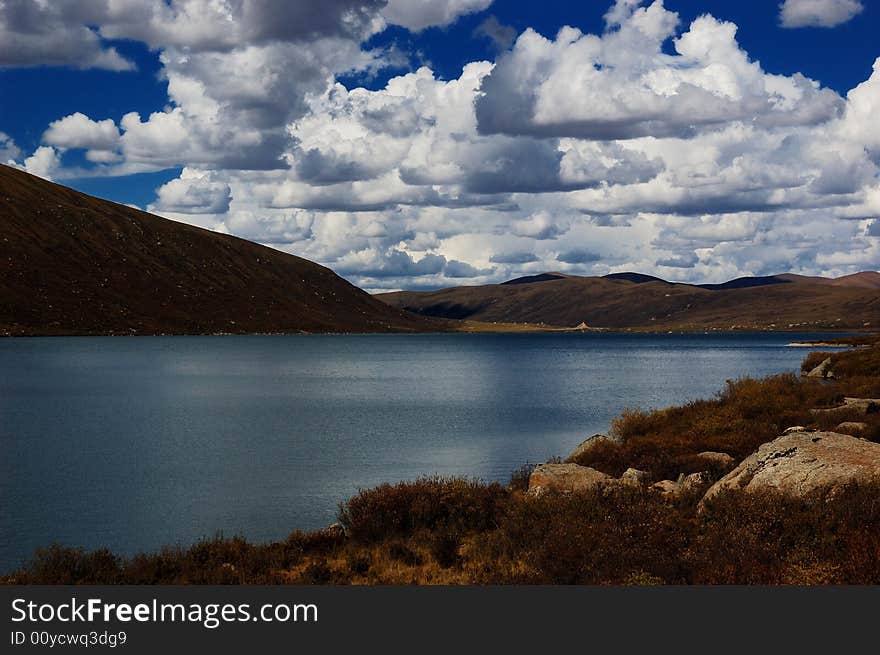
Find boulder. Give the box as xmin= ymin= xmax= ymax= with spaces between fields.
xmin=811 ymin=398 xmax=880 ymax=416
xmin=651 ymin=480 xmax=679 ymax=496
xmin=805 ymin=357 xmax=833 ymax=378
xmin=620 ymin=468 xmax=651 ymax=485
xmin=836 ymin=421 xmax=869 ymax=433
xmin=566 ymin=434 xmax=617 ymax=462
xmin=842 ymin=398 xmax=880 ymax=414
xmin=528 ymin=463 xmax=613 ymax=495
xmin=696 ymin=451 xmax=735 ymax=468
xmin=701 ymin=431 xmax=880 ymax=506
xmin=679 ymin=471 xmax=712 ymax=494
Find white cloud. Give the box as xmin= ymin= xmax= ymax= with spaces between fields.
xmin=0 ymin=0 xmax=135 ymax=70
xmin=0 ymin=132 xmax=21 ymax=161
xmin=476 ymin=3 xmax=842 ymax=139
xmin=382 ymin=0 xmax=493 ymax=32
xmin=837 ymin=57 xmax=880 ymax=159
xmin=779 ymin=0 xmax=864 ymax=28
xmin=7 ymin=0 xmax=880 ymax=289
xmin=150 ymin=170 xmax=232 ymax=214
xmin=98 ymin=0 xmax=387 ymax=52
xmin=43 ymin=112 xmax=120 ymax=151
xmin=21 ymin=146 xmax=62 ymax=180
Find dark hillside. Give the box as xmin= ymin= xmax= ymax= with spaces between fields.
xmin=0 ymin=164 xmax=437 ymax=335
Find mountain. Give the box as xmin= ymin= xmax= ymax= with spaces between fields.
xmin=377 ymin=271 xmax=880 ymax=331
xmin=695 ymin=275 xmax=790 ymax=291
xmin=502 ymin=272 xmax=569 ymax=285
xmin=0 ymin=164 xmax=437 ymax=335
xmin=602 ymin=272 xmax=669 ymax=284
xmin=828 ymin=272 xmax=880 ymax=289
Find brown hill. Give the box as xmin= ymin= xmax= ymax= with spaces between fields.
xmin=377 ymin=272 xmax=880 ymax=331
xmin=828 ymin=271 xmax=880 ymax=289
xmin=0 ymin=164 xmax=438 ymax=335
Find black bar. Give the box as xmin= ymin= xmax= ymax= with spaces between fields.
xmin=2 ymin=586 xmax=878 ymax=653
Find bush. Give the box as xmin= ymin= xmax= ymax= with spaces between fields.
xmin=571 ymin=373 xmax=844 ymax=480
xmin=387 ymin=542 xmax=423 ymax=566
xmin=475 ymin=486 xmax=693 ymax=584
xmin=429 ymin=530 xmax=462 ymax=569
xmin=338 ymin=477 xmax=508 ymax=543
xmin=508 ymin=463 xmax=535 ymax=492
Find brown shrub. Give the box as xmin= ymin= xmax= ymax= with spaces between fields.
xmin=338 ymin=476 xmax=508 ymax=543
xmin=473 ymin=486 xmax=693 ymax=584
xmin=508 ymin=463 xmax=536 ymax=492
xmin=573 ymin=374 xmax=842 ymax=480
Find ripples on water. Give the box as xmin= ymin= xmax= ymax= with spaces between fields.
xmin=0 ymin=332 xmax=842 ymax=570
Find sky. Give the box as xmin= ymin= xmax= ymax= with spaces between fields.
xmin=1 ymin=0 xmax=878 ymax=291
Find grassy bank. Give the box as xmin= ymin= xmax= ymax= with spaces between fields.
xmin=4 ymin=336 xmax=880 ymax=585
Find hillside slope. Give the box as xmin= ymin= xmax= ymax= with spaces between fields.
xmin=0 ymin=165 xmax=437 ymax=335
xmin=377 ymin=272 xmax=880 ymax=331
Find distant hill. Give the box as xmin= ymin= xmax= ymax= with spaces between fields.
xmin=602 ymin=272 xmax=669 ymax=285
xmin=829 ymin=272 xmax=880 ymax=289
xmin=0 ymin=164 xmax=438 ymax=335
xmin=377 ymin=270 xmax=880 ymax=331
xmin=502 ymin=273 xmax=568 ymax=285
xmin=695 ymin=275 xmax=791 ymax=291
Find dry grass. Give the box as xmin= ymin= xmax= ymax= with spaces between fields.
xmin=7 ymin=482 xmax=880 ymax=585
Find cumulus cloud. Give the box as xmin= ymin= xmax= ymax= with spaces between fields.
xmin=382 ymin=0 xmax=493 ymax=32
xmin=511 ymin=212 xmax=569 ymax=240
xmin=150 ymin=170 xmax=232 ymax=214
xmin=0 ymin=0 xmax=135 ymax=70
xmin=476 ymin=2 xmax=842 ymax=139
xmin=0 ymin=132 xmax=21 ymax=161
xmin=98 ymin=0 xmax=387 ymax=52
xmin=43 ymin=112 xmax=120 ymax=151
xmin=557 ymin=248 xmax=602 ymax=264
xmin=21 ymin=146 xmax=62 ymax=180
xmin=490 ymin=251 xmax=540 ymax=264
xmin=656 ymin=252 xmax=699 ymax=268
xmin=6 ymin=0 xmax=880 ymax=289
xmin=779 ymin=0 xmax=864 ymax=28
xmin=335 ymin=247 xmax=491 ymax=280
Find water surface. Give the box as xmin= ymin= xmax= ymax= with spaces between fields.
xmin=0 ymin=332 xmax=840 ymax=571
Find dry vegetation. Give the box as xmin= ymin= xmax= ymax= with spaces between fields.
xmin=5 ymin=337 xmax=880 ymax=585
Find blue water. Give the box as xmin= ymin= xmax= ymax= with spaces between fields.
xmin=0 ymin=332 xmax=843 ymax=571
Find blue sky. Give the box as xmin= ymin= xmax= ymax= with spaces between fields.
xmin=1 ymin=0 xmax=878 ymax=288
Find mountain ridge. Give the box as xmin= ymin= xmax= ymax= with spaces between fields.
xmin=0 ymin=164 xmax=439 ymax=335
xmin=377 ymin=270 xmax=880 ymax=331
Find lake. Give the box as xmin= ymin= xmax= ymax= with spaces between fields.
xmin=0 ymin=332 xmax=841 ymax=571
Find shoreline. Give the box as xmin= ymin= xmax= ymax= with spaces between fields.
xmin=1 ymin=326 xmax=874 ymax=338
xmin=4 ymin=335 xmax=879 ymax=584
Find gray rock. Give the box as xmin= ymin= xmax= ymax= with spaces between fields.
xmin=805 ymin=357 xmax=834 ymax=378
xmin=528 ymin=463 xmax=613 ymax=495
xmin=566 ymin=434 xmax=617 ymax=462
xmin=651 ymin=480 xmax=679 ymax=496
xmin=621 ymin=468 xmax=651 ymax=485
xmin=700 ymin=431 xmax=880 ymax=507
xmin=836 ymin=421 xmax=869 ymax=433
xmin=811 ymin=397 xmax=880 ymax=416
xmin=679 ymin=471 xmax=712 ymax=493
xmin=696 ymin=451 xmax=736 ymax=468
